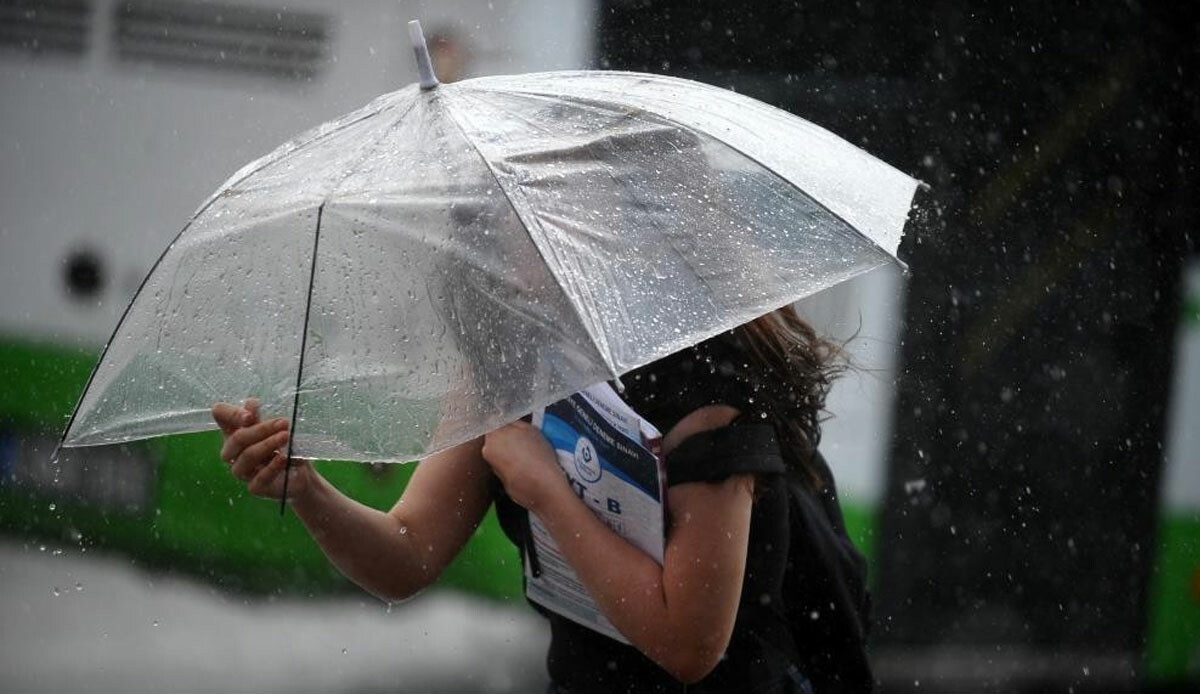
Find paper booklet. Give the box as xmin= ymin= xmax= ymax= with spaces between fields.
xmin=526 ymin=382 xmax=665 ymax=643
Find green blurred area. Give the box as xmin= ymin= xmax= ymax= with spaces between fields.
xmin=0 ymin=335 xmax=522 ymax=601
xmin=1183 ymin=295 xmax=1200 ymax=327
xmin=840 ymin=498 xmax=876 ymax=584
xmin=1145 ymin=513 xmax=1200 ymax=681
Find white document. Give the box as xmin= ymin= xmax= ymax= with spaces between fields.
xmin=526 ymin=382 xmax=664 ymax=643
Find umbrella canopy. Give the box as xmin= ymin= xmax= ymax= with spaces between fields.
xmin=61 ymin=29 xmax=920 ymax=464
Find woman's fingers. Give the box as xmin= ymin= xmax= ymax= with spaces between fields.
xmin=213 ymin=399 xmax=262 ymax=435
xmin=213 ymin=398 xmax=295 ymax=497
xmin=231 ymin=429 xmax=289 ymax=481
xmin=243 ymin=398 xmax=261 ymax=425
xmin=247 ymin=452 xmax=287 ymax=498
xmin=220 ymin=418 xmax=288 ymax=467
xmin=212 ymin=402 xmax=248 ymax=435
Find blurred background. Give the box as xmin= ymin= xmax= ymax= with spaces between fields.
xmin=0 ymin=0 xmax=1196 ymax=692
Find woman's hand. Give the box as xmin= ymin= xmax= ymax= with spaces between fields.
xmin=211 ymin=398 xmax=312 ymax=501
xmin=481 ymin=420 xmax=567 ymax=511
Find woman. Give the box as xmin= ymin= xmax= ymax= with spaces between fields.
xmin=212 ymin=305 xmax=870 ymax=693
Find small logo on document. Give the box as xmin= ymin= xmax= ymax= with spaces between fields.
xmin=574 ymin=436 xmax=601 ymax=483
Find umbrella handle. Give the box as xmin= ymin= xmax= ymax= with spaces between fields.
xmin=408 ymin=20 xmax=440 ymax=90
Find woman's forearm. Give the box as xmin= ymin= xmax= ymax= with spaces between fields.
xmin=535 ymin=486 xmax=672 ymax=638
xmin=532 ymin=479 xmax=751 ymax=682
xmin=289 ymin=470 xmax=435 ymax=602
xmin=482 ymin=413 xmax=752 ymax=683
xmin=214 ymin=400 xmax=487 ymax=602
xmin=289 ymin=438 xmax=495 ymax=603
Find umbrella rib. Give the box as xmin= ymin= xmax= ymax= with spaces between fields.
xmin=185 ymin=96 xmax=404 ymax=246
xmin=474 ymin=87 xmax=907 ymax=269
xmin=278 ymin=97 xmax=420 ymax=505
xmin=280 ymin=202 xmax=324 ymax=514
xmin=437 ymin=90 xmax=620 ymax=380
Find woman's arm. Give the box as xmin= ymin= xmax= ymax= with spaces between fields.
xmin=292 ymin=437 xmax=495 ymax=602
xmin=482 ymin=405 xmax=751 ymax=684
xmin=213 ymin=401 xmax=495 ymax=603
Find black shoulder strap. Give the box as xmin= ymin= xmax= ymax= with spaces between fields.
xmin=666 ymin=422 xmax=787 ymax=486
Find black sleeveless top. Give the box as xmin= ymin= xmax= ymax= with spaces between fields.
xmin=492 ymin=331 xmax=870 ymax=693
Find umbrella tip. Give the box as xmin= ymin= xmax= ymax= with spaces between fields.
xmin=408 ymin=20 xmax=439 ymax=90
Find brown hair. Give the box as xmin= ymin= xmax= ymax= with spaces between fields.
xmin=732 ymin=305 xmax=846 ymax=490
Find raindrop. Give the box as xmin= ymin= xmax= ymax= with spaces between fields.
xmin=152 ymin=620 xmax=159 ymax=627
xmin=48 ymin=503 xmax=56 ymax=511
xmin=341 ymin=648 xmax=348 ymax=656
xmin=75 ymin=582 xmax=83 ymax=592
xmin=399 ymin=526 xmax=408 ymax=535
xmin=52 ymin=586 xmax=62 ymax=596
xmin=904 ymin=478 xmax=927 ymax=494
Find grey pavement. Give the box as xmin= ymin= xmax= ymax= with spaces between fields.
xmin=0 ymin=540 xmax=550 ymax=694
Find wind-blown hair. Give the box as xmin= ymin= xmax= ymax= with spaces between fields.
xmin=732 ymin=305 xmax=846 ymax=490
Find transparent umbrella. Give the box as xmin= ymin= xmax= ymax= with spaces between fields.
xmin=59 ymin=22 xmax=921 ymax=471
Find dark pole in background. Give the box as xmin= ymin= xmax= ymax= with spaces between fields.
xmin=873 ymin=5 xmax=1196 ymax=691
xmin=596 ymin=1 xmax=1198 ymax=691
